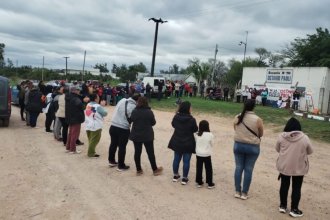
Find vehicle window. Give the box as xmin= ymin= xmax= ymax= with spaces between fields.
xmin=154 ymin=79 xmax=159 ymax=86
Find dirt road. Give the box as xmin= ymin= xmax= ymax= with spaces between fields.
xmin=0 ymin=105 xmax=329 ymax=220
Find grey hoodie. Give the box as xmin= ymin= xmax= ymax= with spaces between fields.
xmin=275 ymin=131 xmax=313 ymax=176
xmin=111 ymin=97 xmax=136 ymax=130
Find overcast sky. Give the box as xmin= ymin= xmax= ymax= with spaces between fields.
xmin=0 ymin=0 xmax=329 ymax=72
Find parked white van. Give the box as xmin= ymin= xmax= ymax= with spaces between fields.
xmin=142 ymin=76 xmax=166 ymax=94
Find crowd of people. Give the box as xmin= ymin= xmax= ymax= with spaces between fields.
xmin=15 ymin=79 xmax=313 ymax=218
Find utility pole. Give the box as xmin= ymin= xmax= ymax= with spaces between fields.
xmin=239 ymin=31 xmax=248 ymax=65
xmin=238 ymin=31 xmax=248 ymax=90
xmin=212 ymin=44 xmax=218 ymax=87
xmin=42 ymin=56 xmax=44 ymax=81
xmin=63 ymin=56 xmax=69 ymax=81
xmin=149 ymin=18 xmax=167 ymax=77
xmin=16 ymin=60 xmax=18 ymax=78
xmin=82 ymin=50 xmax=86 ymax=81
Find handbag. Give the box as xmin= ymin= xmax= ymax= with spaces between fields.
xmin=242 ymin=121 xmax=260 ymax=139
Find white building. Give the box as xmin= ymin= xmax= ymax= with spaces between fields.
xmin=241 ymin=67 xmax=330 ymax=114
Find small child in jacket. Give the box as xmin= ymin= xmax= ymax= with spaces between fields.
xmin=194 ymin=120 xmax=215 ymax=189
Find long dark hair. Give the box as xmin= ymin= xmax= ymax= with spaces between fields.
xmin=284 ymin=117 xmax=302 ymax=132
xmin=136 ymin=96 xmax=149 ymax=108
xmin=236 ymin=99 xmax=256 ymax=125
xmin=197 ymin=120 xmax=210 ymax=136
xmin=178 ymin=101 xmax=191 ymax=114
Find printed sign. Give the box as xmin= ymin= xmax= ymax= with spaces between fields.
xmin=268 ymin=88 xmax=294 ymax=99
xmin=266 ymin=69 xmax=293 ymax=84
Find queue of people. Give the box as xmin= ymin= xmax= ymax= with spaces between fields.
xmin=15 ymin=80 xmax=312 ymax=218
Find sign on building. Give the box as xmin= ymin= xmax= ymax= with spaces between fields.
xmin=266 ymin=69 xmax=293 ymax=84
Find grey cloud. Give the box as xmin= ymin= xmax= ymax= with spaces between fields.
xmin=0 ymin=0 xmax=329 ymax=73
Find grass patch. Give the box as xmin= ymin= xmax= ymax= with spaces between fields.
xmin=149 ymin=96 xmax=330 ymax=143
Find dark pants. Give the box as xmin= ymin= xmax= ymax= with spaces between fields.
xmin=236 ymin=95 xmax=241 ymax=103
xmin=280 ymin=174 xmax=304 ymax=210
xmin=242 ymin=96 xmax=248 ymax=103
xmin=45 ymin=112 xmax=55 ymax=131
xmin=133 ymin=141 xmax=157 ymax=171
xmin=292 ymin=101 xmax=299 ymax=110
xmin=196 ymin=156 xmax=213 ymax=185
xmin=262 ymin=97 xmax=267 ymax=106
xmin=157 ymin=91 xmax=162 ymax=101
xmin=19 ymin=100 xmax=25 ymax=120
xmin=108 ymin=125 xmax=130 ymax=167
xmin=29 ymin=112 xmax=40 ymax=127
xmin=59 ymin=117 xmax=69 ymax=145
xmin=146 ymin=92 xmax=151 ymax=102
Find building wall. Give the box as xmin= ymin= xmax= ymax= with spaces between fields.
xmin=242 ymin=67 xmax=329 ymax=114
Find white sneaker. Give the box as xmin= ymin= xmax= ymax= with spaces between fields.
xmin=234 ymin=192 xmax=241 ymax=198
xmin=70 ymin=150 xmax=81 ymax=154
xmin=279 ymin=206 xmax=286 ymax=213
xmin=240 ymin=193 xmax=248 ymax=200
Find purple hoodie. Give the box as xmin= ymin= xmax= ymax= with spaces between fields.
xmin=275 ymin=131 xmax=313 ymax=176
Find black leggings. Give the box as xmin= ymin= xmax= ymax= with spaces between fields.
xmin=196 ymin=156 xmax=213 ymax=185
xmin=133 ymin=141 xmax=157 ymax=171
xmin=279 ymin=174 xmax=304 ymax=210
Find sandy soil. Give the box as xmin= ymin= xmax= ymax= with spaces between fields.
xmin=0 ymin=105 xmax=329 ymax=220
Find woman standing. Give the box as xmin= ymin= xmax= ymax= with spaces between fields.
xmin=233 ymin=99 xmax=263 ymax=199
xmin=168 ymin=101 xmax=198 ymax=185
xmin=129 ymin=97 xmax=163 ymax=175
xmin=85 ymin=94 xmax=107 ymax=158
xmin=276 ymin=117 xmax=313 ymax=218
xmin=26 ymin=86 xmax=44 ymax=128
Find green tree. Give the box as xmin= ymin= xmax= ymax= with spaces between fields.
xmin=94 ymin=63 xmax=109 ymax=74
xmin=254 ymin=47 xmax=270 ymax=67
xmin=187 ymin=58 xmax=211 ymax=88
xmin=226 ymin=59 xmax=243 ymax=87
xmin=281 ymin=27 xmax=330 ymax=67
xmin=208 ymin=59 xmax=228 ymax=86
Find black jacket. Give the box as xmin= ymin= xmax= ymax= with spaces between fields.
xmin=168 ymin=113 xmax=198 ymax=153
xmin=129 ymin=107 xmax=156 ymax=142
xmin=65 ymin=93 xmax=84 ymax=125
xmin=26 ymin=89 xmax=43 ymax=113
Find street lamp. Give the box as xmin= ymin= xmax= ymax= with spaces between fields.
xmin=149 ymin=18 xmax=167 ymax=77
xmin=239 ymin=31 xmax=248 ymax=65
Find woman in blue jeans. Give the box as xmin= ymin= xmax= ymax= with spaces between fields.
xmin=233 ymin=99 xmax=264 ymax=199
xmin=168 ymin=101 xmax=198 ymax=185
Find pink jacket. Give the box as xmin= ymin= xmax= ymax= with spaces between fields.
xmin=275 ymin=131 xmax=313 ymax=176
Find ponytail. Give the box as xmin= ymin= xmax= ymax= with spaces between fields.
xmin=236 ymin=99 xmax=256 ymax=125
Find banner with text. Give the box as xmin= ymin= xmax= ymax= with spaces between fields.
xmin=266 ymin=69 xmax=293 ymax=84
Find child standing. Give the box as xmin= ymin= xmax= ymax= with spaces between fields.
xmin=275 ymin=117 xmax=313 ymax=217
xmin=195 ymin=120 xmax=215 ymax=189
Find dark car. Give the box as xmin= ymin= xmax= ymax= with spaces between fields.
xmin=0 ymin=76 xmax=11 ymax=126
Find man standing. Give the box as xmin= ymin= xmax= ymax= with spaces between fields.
xmin=65 ymin=86 xmax=85 ymax=154
xmin=108 ymin=94 xmax=140 ymax=171
xmin=292 ymin=89 xmax=300 ymax=110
